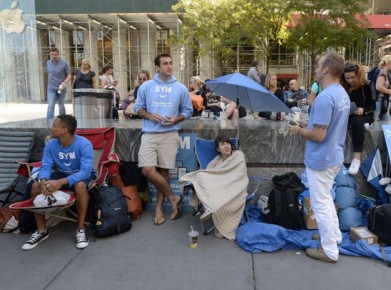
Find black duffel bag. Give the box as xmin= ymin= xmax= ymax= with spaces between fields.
xmin=368 ymin=204 xmax=391 ymax=246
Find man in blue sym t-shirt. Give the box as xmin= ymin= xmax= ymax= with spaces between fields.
xmin=22 ymin=114 xmax=95 ymax=251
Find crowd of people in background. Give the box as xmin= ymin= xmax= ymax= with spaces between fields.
xmin=46 ymin=48 xmax=391 ymax=178
xmin=47 ymin=47 xmax=390 ymax=127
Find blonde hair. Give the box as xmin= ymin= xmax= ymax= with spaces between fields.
xmin=190 ymin=76 xmax=203 ymax=90
xmin=264 ymin=73 xmax=277 ymax=90
xmin=378 ymin=55 xmax=391 ymax=68
xmin=135 ymin=69 xmax=151 ymax=86
xmin=81 ymin=59 xmax=91 ymax=69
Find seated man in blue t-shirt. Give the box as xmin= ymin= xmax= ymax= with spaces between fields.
xmin=22 ymin=114 xmax=96 ymax=251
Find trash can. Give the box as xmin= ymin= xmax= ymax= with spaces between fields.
xmin=73 ymin=89 xmax=114 ymax=119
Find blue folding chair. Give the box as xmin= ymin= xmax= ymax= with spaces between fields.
xmin=186 ymin=138 xmax=269 ymax=235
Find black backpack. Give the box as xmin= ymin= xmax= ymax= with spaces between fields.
xmin=367 ymin=67 xmax=381 ymax=101
xmin=92 ymin=185 xmax=132 ymax=237
xmin=368 ymin=204 xmax=391 ymax=246
xmin=264 ymin=172 xmax=305 ymax=230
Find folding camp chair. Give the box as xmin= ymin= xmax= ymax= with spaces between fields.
xmin=185 ymin=138 xmax=269 ymax=235
xmin=0 ymin=130 xmax=35 ymax=207
xmin=9 ymin=127 xmax=119 ymax=224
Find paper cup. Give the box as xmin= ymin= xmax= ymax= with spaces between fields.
xmin=188 ymin=230 xmax=199 ymax=248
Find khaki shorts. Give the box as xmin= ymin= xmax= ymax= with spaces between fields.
xmin=138 ymin=131 xmax=179 ymax=169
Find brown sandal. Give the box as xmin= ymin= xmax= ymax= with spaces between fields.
xmin=170 ymin=195 xmax=183 ymax=220
xmin=153 ymin=216 xmax=165 ymax=226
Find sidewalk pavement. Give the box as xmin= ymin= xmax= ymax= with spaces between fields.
xmin=1 ymin=104 xmax=390 ymax=289
xmin=0 ymin=103 xmax=73 ymax=124
xmin=0 ymin=210 xmax=389 ymax=290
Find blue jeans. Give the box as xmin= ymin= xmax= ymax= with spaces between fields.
xmin=47 ymin=88 xmax=66 ymax=120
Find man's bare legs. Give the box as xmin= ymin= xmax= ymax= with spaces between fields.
xmin=31 ymin=181 xmax=89 ymax=231
xmin=142 ymin=166 xmax=182 ymax=221
xmin=31 ymin=181 xmax=46 ymax=232
xmin=73 ymin=182 xmax=89 ymax=229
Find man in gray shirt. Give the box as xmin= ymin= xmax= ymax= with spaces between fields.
xmin=46 ymin=47 xmax=71 ymax=120
xmin=247 ymin=60 xmax=266 ymax=85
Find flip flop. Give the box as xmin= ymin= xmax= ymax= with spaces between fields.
xmin=153 ymin=216 xmax=165 ymax=226
xmin=170 ymin=195 xmax=183 ymax=220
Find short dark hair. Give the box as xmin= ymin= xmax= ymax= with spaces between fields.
xmin=154 ymin=52 xmax=172 ymax=67
xmin=214 ymin=135 xmax=234 ymax=151
xmin=251 ymin=60 xmax=258 ymax=67
xmin=50 ymin=47 xmax=59 ymax=53
xmin=321 ymin=52 xmax=345 ymax=78
xmin=101 ymin=64 xmax=113 ymax=74
xmin=57 ymin=114 xmax=77 ymax=135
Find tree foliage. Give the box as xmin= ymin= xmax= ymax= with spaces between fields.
xmin=173 ymin=0 xmax=373 ymax=79
xmin=241 ymin=0 xmax=292 ymax=72
xmin=286 ymin=0 xmax=374 ymax=81
xmin=172 ymin=0 xmax=245 ymax=74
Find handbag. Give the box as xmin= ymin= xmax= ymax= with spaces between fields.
xmin=124 ymin=102 xmax=137 ymax=115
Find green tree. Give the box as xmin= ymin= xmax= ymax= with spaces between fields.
xmin=287 ymin=0 xmax=374 ymax=82
xmin=172 ymin=0 xmax=245 ymax=75
xmin=242 ymin=0 xmax=292 ymax=73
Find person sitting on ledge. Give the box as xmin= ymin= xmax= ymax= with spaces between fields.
xmin=179 ymin=135 xmax=249 ymax=241
xmin=22 ymin=114 xmax=96 ymax=251
xmin=341 ymin=61 xmax=376 ymax=175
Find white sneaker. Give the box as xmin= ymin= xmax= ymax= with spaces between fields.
xmin=379 ymin=177 xmax=391 ymax=185
xmin=76 ymin=228 xmax=89 ymax=249
xmin=22 ymin=231 xmax=49 ymax=250
xmin=348 ymin=159 xmax=361 ymax=175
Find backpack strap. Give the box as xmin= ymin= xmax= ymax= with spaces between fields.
xmin=273 ymin=188 xmax=282 ymax=222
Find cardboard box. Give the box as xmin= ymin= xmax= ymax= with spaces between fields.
xmin=303 ymin=197 xmax=318 ymax=229
xmin=350 ymin=227 xmax=378 ymax=245
xmin=303 ymin=197 xmax=339 ymax=230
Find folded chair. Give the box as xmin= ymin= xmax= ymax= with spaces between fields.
xmin=186 ymin=138 xmax=269 ymax=235
xmin=10 ymin=127 xmax=119 ymax=224
xmin=0 ymin=130 xmax=35 ymax=207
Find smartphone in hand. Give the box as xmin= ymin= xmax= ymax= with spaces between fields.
xmin=162 ymin=116 xmax=170 ymax=125
xmin=289 ymin=120 xmax=303 ymax=128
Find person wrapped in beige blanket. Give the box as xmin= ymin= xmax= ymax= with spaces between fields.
xmin=179 ymin=136 xmax=249 ymax=240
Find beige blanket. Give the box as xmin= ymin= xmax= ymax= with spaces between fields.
xmin=179 ymin=150 xmax=248 ymax=240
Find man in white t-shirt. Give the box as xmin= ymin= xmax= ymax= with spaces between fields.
xmin=289 ymin=52 xmax=350 ymax=263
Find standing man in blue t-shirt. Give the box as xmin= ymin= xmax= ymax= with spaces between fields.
xmin=46 ymin=47 xmax=71 ymax=120
xmin=289 ymin=52 xmax=350 ymax=263
xmin=134 ymin=52 xmax=193 ymax=226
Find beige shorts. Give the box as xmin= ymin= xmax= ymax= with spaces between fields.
xmin=138 ymin=131 xmax=179 ymax=169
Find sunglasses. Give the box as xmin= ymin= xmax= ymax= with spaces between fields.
xmin=344 ymin=63 xmax=358 ymax=72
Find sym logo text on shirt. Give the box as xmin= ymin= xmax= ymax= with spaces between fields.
xmin=58 ymin=152 xmax=76 ymax=166
xmin=153 ymin=85 xmax=174 ymax=108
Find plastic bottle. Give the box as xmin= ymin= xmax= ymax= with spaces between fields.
xmin=57 ymin=84 xmax=64 ymax=94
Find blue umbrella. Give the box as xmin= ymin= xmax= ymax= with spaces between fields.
xmin=205 ymin=72 xmax=291 ymax=113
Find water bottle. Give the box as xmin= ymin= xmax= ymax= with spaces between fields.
xmin=57 ymin=84 xmax=64 ymax=94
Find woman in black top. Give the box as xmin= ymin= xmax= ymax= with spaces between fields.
xmin=342 ymin=61 xmax=376 ymax=175
xmin=258 ymin=73 xmax=285 ymax=120
xmin=72 ymin=59 xmax=96 ymax=89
